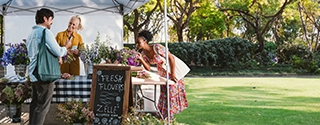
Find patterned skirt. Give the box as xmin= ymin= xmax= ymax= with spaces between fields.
xmin=157 ymin=79 xmax=188 ymax=120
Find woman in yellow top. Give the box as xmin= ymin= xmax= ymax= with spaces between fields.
xmin=56 ymin=15 xmax=84 ymax=75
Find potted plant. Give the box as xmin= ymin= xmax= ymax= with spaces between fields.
xmin=1 ymin=42 xmax=30 ymax=79
xmin=0 ymin=77 xmax=32 ymax=122
xmin=57 ymin=98 xmax=95 ymax=124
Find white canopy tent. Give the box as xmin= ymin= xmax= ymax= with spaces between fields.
xmin=0 ymin=0 xmax=149 ymax=76
xmin=1 ymin=0 xmax=173 ymax=123
xmin=0 ymin=0 xmax=148 ymax=15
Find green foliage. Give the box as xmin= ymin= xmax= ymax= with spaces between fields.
xmin=252 ymin=41 xmax=278 ymax=67
xmin=124 ymin=36 xmax=320 ymax=74
xmin=167 ymin=42 xmax=195 ymax=65
xmin=204 ymin=37 xmax=257 ymax=68
xmin=264 ymin=42 xmax=277 ymax=53
xmin=277 ymin=43 xmax=311 ymax=64
xmin=278 ymin=1 xmax=301 ymax=44
xmin=292 ymin=52 xmax=320 ymax=74
xmin=123 ymin=0 xmax=162 ymax=42
xmin=188 ymin=1 xmax=226 ymax=41
xmin=296 ymin=0 xmax=320 ymax=51
xmin=126 ymin=37 xmax=274 ymax=69
xmin=276 ymin=42 xmax=320 ymax=74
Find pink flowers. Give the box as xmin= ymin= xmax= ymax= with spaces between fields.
xmin=135 ymin=71 xmax=151 ymax=79
xmin=57 ymin=98 xmax=94 ymax=124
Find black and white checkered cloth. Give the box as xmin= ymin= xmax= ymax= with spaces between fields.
xmin=53 ymin=76 xmax=91 ymax=103
xmin=6 ymin=75 xmax=92 ymax=103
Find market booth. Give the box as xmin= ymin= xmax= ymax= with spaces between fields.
xmin=1 ymin=65 xmax=166 ymax=124
xmin=0 ymin=0 xmax=149 ymax=76
xmin=0 ymin=0 xmax=155 ymax=124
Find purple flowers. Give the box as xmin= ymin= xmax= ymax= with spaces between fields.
xmin=79 ymin=33 xmax=140 ymax=66
xmin=127 ymin=56 xmax=140 ymax=66
xmin=116 ymin=47 xmax=140 ymax=66
xmin=79 ymin=37 xmax=102 ymax=65
xmin=1 ymin=43 xmax=29 ymax=66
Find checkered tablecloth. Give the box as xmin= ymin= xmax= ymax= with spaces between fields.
xmin=52 ymin=76 xmax=91 ymax=103
xmin=6 ymin=75 xmax=92 ymax=103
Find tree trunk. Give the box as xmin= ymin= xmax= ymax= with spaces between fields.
xmin=298 ymin=2 xmax=309 ymax=46
xmin=316 ymin=31 xmax=319 ymax=51
xmin=177 ymin=27 xmax=184 ymax=42
xmin=272 ymin=18 xmax=283 ymax=45
xmin=133 ymin=28 xmax=139 ymax=43
xmin=255 ymin=34 xmax=264 ymax=54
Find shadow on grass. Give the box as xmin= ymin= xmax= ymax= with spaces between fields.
xmin=174 ymin=86 xmax=320 ymax=125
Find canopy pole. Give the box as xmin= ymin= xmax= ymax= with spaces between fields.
xmin=163 ymin=0 xmax=170 ymax=124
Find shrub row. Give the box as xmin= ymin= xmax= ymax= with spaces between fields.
xmin=124 ymin=37 xmax=320 ymax=74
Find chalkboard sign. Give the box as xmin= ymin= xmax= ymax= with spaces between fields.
xmin=90 ymin=64 xmax=131 ymax=125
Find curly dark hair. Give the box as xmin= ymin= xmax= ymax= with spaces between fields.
xmin=138 ymin=30 xmax=153 ymax=43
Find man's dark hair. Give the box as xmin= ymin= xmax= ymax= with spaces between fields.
xmin=35 ymin=8 xmax=54 ymax=24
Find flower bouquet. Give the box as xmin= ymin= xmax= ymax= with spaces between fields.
xmin=79 ymin=33 xmax=103 ymax=65
xmin=57 ymin=98 xmax=94 ymax=124
xmin=115 ymin=47 xmax=140 ymax=66
xmin=1 ymin=42 xmax=30 ymax=79
xmin=99 ymin=43 xmax=119 ymax=64
xmin=61 ymin=53 xmax=76 ymax=64
xmin=1 ymin=42 xmax=29 ymax=66
xmin=79 ymin=32 xmax=141 ymax=66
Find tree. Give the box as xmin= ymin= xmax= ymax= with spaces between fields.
xmin=187 ymin=0 xmax=226 ymax=42
xmin=123 ymin=0 xmax=162 ymax=43
xmin=270 ymin=2 xmax=301 ymax=46
xmin=217 ymin=0 xmax=294 ymax=53
xmin=297 ymin=0 xmax=320 ymax=51
xmin=160 ymin=0 xmax=200 ymax=42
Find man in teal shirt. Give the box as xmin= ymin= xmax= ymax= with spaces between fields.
xmin=26 ymin=8 xmax=71 ymax=125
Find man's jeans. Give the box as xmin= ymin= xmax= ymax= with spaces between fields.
xmin=29 ymin=81 xmax=54 ymax=125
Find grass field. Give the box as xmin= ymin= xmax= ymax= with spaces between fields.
xmin=174 ymin=77 xmax=320 ymax=125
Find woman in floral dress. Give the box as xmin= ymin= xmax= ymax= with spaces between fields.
xmin=136 ymin=30 xmax=188 ymax=120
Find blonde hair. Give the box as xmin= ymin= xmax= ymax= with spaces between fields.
xmin=70 ymin=15 xmax=83 ymax=31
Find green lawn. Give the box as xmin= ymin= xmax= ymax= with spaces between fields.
xmin=174 ymin=77 xmax=320 ymax=125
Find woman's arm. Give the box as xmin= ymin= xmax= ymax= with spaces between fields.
xmin=168 ymin=53 xmax=178 ymax=83
xmin=137 ymin=53 xmax=151 ymax=70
